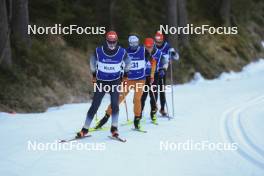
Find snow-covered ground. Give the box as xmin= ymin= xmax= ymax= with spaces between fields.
xmin=1 ymin=59 xmax=264 ymax=176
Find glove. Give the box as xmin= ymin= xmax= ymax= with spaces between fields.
xmin=159 ymin=69 xmax=165 ymax=77
xmin=92 ymin=76 xmax=96 ymax=84
xmin=92 ymin=73 xmax=96 ymax=84
xmin=163 ymin=63 xmax=169 ymax=70
xmin=174 ymin=52 xmax=179 ymax=61
xmin=150 ymin=77 xmax=154 ymax=84
xmin=169 ymin=48 xmax=179 ymax=61
xmin=170 ymin=51 xmax=176 ymax=56
xmin=168 ymin=48 xmax=176 ymax=56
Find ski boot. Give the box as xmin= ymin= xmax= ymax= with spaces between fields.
xmin=109 ymin=126 xmax=126 ymax=142
xmin=134 ymin=116 xmax=141 ymax=130
xmin=150 ymin=110 xmax=158 ymax=124
xmin=95 ymin=113 xmax=110 ymax=129
xmin=159 ymin=109 xmax=168 ymax=116
xmin=110 ymin=126 xmax=119 ymax=137
xmin=76 ymin=127 xmax=89 ymax=138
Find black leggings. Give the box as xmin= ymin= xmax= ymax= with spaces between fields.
xmin=158 ymin=74 xmax=166 ymax=111
xmin=84 ymin=79 xmax=120 ymax=129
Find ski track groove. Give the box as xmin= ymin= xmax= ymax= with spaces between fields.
xmin=237 ymin=112 xmax=264 ymax=157
xmin=221 ymin=95 xmax=264 ymax=170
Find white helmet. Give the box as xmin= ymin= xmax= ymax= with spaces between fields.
xmin=128 ymin=35 xmax=139 ymax=48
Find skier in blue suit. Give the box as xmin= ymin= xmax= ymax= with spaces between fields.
xmin=76 ymin=31 xmax=131 ymax=138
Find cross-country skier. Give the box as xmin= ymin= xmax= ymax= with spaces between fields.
xmin=141 ymin=37 xmax=168 ymax=124
xmin=94 ymin=35 xmax=155 ymax=130
xmin=154 ymin=31 xmax=179 ymax=116
xmin=76 ymin=31 xmax=131 ymax=139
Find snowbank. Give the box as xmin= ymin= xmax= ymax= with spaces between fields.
xmin=189 ymin=59 xmax=264 ymax=83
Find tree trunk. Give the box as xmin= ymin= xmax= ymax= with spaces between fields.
xmin=11 ymin=0 xmax=31 ymax=48
xmin=178 ymin=0 xmax=189 ymax=47
xmin=0 ymin=0 xmax=12 ymax=68
xmin=220 ymin=0 xmax=231 ymax=26
xmin=167 ymin=0 xmax=178 ymax=48
xmin=109 ymin=0 xmax=117 ymax=30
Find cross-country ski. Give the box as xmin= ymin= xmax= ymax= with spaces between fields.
xmin=59 ymin=135 xmax=92 ymax=143
xmin=108 ymin=136 xmax=127 ymax=143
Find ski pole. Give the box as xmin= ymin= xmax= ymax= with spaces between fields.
xmin=123 ymin=91 xmax=130 ymax=122
xmin=93 ymin=80 xmax=99 ymax=123
xmin=161 ymin=78 xmax=171 ymax=120
xmin=170 ymin=55 xmax=175 ymax=118
xmin=150 ymin=80 xmax=158 ymax=111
